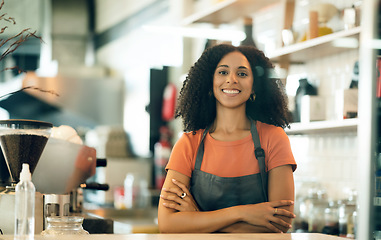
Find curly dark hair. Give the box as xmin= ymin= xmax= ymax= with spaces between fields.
xmin=175 ymin=44 xmax=290 ymax=132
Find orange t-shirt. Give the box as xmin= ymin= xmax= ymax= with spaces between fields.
xmin=166 ymin=121 xmax=296 ymax=178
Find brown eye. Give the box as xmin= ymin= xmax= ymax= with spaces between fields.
xmin=238 ymin=72 xmax=248 ymax=77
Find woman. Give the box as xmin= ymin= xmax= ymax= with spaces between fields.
xmin=158 ymin=44 xmax=297 ymax=233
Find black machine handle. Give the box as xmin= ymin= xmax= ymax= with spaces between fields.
xmin=80 ymin=182 xmax=109 ymax=191
xmin=96 ymin=158 xmax=107 ymax=167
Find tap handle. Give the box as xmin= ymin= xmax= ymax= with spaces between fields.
xmin=80 ymin=182 xmax=109 ymax=191
xmin=96 ymin=158 xmax=107 ymax=167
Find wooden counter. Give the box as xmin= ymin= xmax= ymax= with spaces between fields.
xmin=0 ymin=233 xmax=346 ymax=239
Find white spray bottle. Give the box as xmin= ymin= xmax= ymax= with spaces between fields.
xmin=14 ymin=163 xmax=35 ymax=239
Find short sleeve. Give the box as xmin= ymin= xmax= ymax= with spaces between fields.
xmin=258 ymin=122 xmax=297 ymax=172
xmin=165 ymin=131 xmax=202 ymax=177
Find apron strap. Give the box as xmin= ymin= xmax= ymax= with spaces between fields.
xmin=250 ymin=120 xmax=268 ymax=201
xmin=194 ymin=125 xmax=210 ymax=170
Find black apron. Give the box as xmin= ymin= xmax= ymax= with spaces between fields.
xmin=190 ymin=120 xmax=268 ymax=211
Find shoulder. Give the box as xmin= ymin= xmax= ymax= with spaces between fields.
xmin=255 ymin=121 xmax=291 ymax=149
xmin=256 ymin=121 xmax=286 ymax=136
xmin=167 ymin=130 xmax=205 ymax=177
xmin=178 ymin=130 xmax=204 ymax=142
xmin=256 ymin=121 xmax=296 ymax=171
xmin=173 ymin=130 xmax=204 ymax=151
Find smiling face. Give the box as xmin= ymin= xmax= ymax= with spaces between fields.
xmin=213 ymin=51 xmax=254 ymax=111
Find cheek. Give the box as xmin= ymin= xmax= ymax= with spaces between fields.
xmin=249 ymin=79 xmax=254 ymax=92
xmin=213 ymin=75 xmax=223 ymax=88
xmin=212 ymin=85 xmax=219 ymax=96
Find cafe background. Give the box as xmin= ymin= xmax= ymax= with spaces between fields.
xmin=0 ymin=0 xmax=378 ymax=238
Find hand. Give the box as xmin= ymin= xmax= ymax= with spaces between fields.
xmin=160 ymin=179 xmax=199 ymax=212
xmin=238 ymin=200 xmax=295 ymax=233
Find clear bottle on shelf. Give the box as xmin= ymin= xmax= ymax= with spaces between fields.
xmin=14 ymin=163 xmax=35 ymax=240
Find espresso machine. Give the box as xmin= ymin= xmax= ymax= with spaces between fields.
xmin=0 ymin=120 xmax=110 ymax=234
xmin=0 ymin=119 xmax=52 ymax=234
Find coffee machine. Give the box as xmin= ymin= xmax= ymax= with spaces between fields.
xmin=0 ymin=119 xmax=52 ymax=234
xmin=0 ymin=120 xmax=110 ymax=235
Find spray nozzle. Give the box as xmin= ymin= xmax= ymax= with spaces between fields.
xmin=19 ymin=163 xmax=31 ymax=182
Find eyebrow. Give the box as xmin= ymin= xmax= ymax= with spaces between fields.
xmin=216 ymin=65 xmax=249 ymax=69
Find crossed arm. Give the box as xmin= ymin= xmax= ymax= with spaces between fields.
xmin=157 ymin=165 xmax=295 ymax=233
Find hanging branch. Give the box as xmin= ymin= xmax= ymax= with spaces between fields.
xmin=0 ymin=0 xmax=56 ymax=100
xmin=0 ymin=13 xmax=15 ymax=24
xmin=0 ymin=65 xmax=22 ymax=74
xmin=0 ymin=86 xmax=59 ymax=100
xmin=0 ymin=0 xmax=16 ymax=25
xmin=0 ymin=0 xmax=43 ymax=63
xmin=0 ymin=28 xmax=42 ymax=62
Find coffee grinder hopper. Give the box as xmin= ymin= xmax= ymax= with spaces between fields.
xmin=0 ymin=119 xmax=53 ymax=191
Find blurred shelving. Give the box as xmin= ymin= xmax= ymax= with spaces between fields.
xmin=181 ymin=0 xmax=280 ymax=25
xmin=286 ymin=118 xmax=358 ymax=135
xmin=268 ymin=27 xmax=361 ymax=64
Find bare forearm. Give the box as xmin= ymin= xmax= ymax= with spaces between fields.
xmin=159 ymin=207 xmax=240 ymax=233
xmin=268 ymin=165 xmax=295 ymax=233
xmin=158 ymin=201 xmax=294 ymax=233
xmin=218 ymin=222 xmax=273 ymax=233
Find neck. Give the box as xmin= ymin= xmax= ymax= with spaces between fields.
xmin=212 ymin=107 xmax=250 ymax=134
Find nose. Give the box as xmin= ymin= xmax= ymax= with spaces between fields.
xmin=226 ymin=74 xmax=238 ymax=84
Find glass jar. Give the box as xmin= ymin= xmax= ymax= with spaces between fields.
xmin=338 ymin=201 xmax=357 ymax=237
xmin=305 ymin=188 xmax=328 ymax=233
xmin=322 ymin=202 xmax=339 ymax=236
xmin=41 ymin=216 xmax=89 ymax=235
xmin=124 ymin=173 xmax=150 ymax=209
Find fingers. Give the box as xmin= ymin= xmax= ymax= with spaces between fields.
xmin=161 ymin=179 xmax=189 ymax=198
xmin=161 ymin=193 xmax=195 ymax=212
xmin=160 ymin=191 xmax=184 ymax=204
xmin=160 ymin=181 xmax=190 ymax=208
xmin=273 ymin=208 xmax=296 ymax=218
xmin=171 ymin=179 xmax=191 ymax=196
xmin=162 ymin=187 xmax=182 ymax=198
xmin=270 ymin=200 xmax=294 ymax=208
xmin=169 ymin=179 xmax=199 ymax=210
xmin=162 ymin=202 xmax=182 ymax=211
xmin=269 ymin=215 xmax=293 ymax=230
xmin=160 ymin=179 xmax=199 ymax=212
xmin=265 ymin=222 xmax=284 ymax=233
xmin=269 ymin=206 xmax=294 ymax=233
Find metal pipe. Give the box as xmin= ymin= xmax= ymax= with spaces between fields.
xmin=357 ymin=0 xmax=379 ymax=239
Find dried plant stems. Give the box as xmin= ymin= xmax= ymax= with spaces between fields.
xmin=0 ymin=86 xmax=59 ymax=100
xmin=0 ymin=0 xmax=56 ymax=101
xmin=0 ymin=0 xmax=43 ymax=67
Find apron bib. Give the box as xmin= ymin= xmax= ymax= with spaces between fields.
xmin=190 ymin=120 xmax=268 ymax=211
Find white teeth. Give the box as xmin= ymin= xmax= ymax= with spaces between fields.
xmin=223 ymin=89 xmax=240 ymax=94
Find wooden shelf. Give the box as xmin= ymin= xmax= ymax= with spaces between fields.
xmin=285 ymin=118 xmax=358 ymax=135
xmin=181 ymin=0 xmax=280 ymax=25
xmin=181 ymin=1 xmax=361 ymax=136
xmin=268 ymin=27 xmax=361 ymax=64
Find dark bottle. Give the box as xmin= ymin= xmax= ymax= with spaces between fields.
xmin=240 ymin=17 xmax=257 ymax=48
xmin=204 ymin=39 xmax=215 ymax=50
xmin=349 ymin=61 xmax=359 ymax=89
xmin=293 ymin=78 xmax=318 ymax=122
